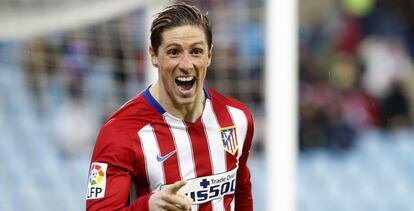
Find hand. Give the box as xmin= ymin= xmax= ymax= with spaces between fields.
xmin=149 ymin=180 xmax=193 ymax=211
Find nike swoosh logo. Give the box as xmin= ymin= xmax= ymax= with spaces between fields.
xmin=156 ymin=150 xmax=177 ymax=162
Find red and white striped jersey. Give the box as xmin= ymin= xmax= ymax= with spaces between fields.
xmin=86 ymin=87 xmax=254 ymax=211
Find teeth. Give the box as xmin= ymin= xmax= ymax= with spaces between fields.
xmin=176 ymin=76 xmax=194 ymax=82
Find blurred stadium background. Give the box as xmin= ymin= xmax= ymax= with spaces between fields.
xmin=299 ymin=0 xmax=414 ymax=210
xmin=0 ymin=0 xmax=265 ymax=210
xmin=1 ymin=0 xmax=414 ymax=210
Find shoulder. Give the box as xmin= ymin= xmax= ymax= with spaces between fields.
xmin=91 ymin=92 xmax=157 ymax=171
xmin=102 ymin=92 xmax=159 ymax=133
xmin=94 ymin=92 xmax=159 ymax=155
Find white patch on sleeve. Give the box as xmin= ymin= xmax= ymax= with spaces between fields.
xmin=86 ymin=162 xmax=108 ymax=199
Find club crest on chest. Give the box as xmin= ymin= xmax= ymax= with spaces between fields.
xmin=220 ymin=125 xmax=239 ymax=155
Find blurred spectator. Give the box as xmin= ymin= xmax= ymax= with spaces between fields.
xmin=380 ymin=84 xmax=411 ymax=129
xmin=299 ymin=79 xmax=356 ymax=151
xmin=323 ymin=93 xmax=356 ymax=150
xmin=330 ymin=52 xmax=381 ymax=130
xmin=300 ymin=0 xmax=414 ymax=152
xmin=25 ymin=38 xmax=50 ymax=110
xmin=358 ymin=36 xmax=414 ymax=128
xmin=54 ymin=82 xmax=97 ymax=157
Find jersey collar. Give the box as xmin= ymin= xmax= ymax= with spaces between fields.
xmin=144 ymin=86 xmax=211 ymax=114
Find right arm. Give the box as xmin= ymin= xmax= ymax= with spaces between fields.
xmin=86 ymin=124 xmax=192 ymax=211
xmin=86 ymin=125 xmax=151 ymax=211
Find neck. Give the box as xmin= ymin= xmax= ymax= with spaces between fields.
xmin=149 ymin=84 xmax=205 ymax=123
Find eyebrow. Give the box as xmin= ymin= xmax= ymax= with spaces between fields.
xmin=165 ymin=41 xmax=206 ymax=48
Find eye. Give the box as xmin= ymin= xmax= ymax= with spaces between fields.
xmin=191 ymin=48 xmax=204 ymax=55
xmin=167 ymin=49 xmax=179 ymax=56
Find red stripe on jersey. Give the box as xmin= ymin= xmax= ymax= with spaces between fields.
xmin=211 ymin=101 xmax=238 ymax=169
xmin=228 ymin=135 xmax=234 ymax=152
xmin=186 ymin=120 xmax=213 ymax=211
xmin=224 ymin=194 xmax=235 ymax=211
xmin=211 ymin=99 xmax=239 ymax=211
xmin=153 ymin=120 xmax=182 ymax=184
xmin=186 ymin=120 xmax=213 ymax=176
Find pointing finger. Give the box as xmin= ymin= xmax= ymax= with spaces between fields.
xmin=166 ymin=180 xmax=187 ymax=194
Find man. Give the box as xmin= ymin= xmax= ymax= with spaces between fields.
xmin=86 ymin=2 xmax=254 ymax=211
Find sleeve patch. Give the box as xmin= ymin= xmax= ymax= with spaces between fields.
xmin=86 ymin=162 xmax=108 ymax=199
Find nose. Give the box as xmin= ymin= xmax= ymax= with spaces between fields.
xmin=178 ymin=53 xmax=193 ymax=71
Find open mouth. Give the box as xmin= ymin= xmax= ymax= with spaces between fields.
xmin=175 ymin=76 xmax=196 ymax=91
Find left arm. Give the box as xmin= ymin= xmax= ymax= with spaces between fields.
xmin=234 ymin=110 xmax=254 ymax=210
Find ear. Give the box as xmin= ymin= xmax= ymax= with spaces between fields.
xmin=149 ymin=46 xmax=159 ymax=68
xmin=207 ymin=44 xmax=213 ymax=67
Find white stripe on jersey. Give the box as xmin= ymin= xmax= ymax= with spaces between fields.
xmin=163 ymin=114 xmax=198 ymax=211
xmin=231 ymin=197 xmax=235 ymax=211
xmin=227 ymin=106 xmax=248 ymax=160
xmin=163 ymin=114 xmax=197 ymax=180
xmin=138 ymin=124 xmax=165 ymax=192
xmin=202 ymin=99 xmax=227 ymax=173
xmin=202 ymin=99 xmax=226 ymax=211
xmin=211 ymin=198 xmax=225 ymax=211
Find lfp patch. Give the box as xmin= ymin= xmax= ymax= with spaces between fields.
xmin=86 ymin=162 xmax=107 ymax=199
xmin=220 ymin=126 xmax=239 ymax=155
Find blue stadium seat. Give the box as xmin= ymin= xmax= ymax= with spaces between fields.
xmin=298 ymin=129 xmax=414 ymax=211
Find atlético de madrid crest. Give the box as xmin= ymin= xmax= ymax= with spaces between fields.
xmin=220 ymin=125 xmax=239 ymax=155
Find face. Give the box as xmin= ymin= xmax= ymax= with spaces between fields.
xmin=150 ymin=25 xmax=212 ymax=107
